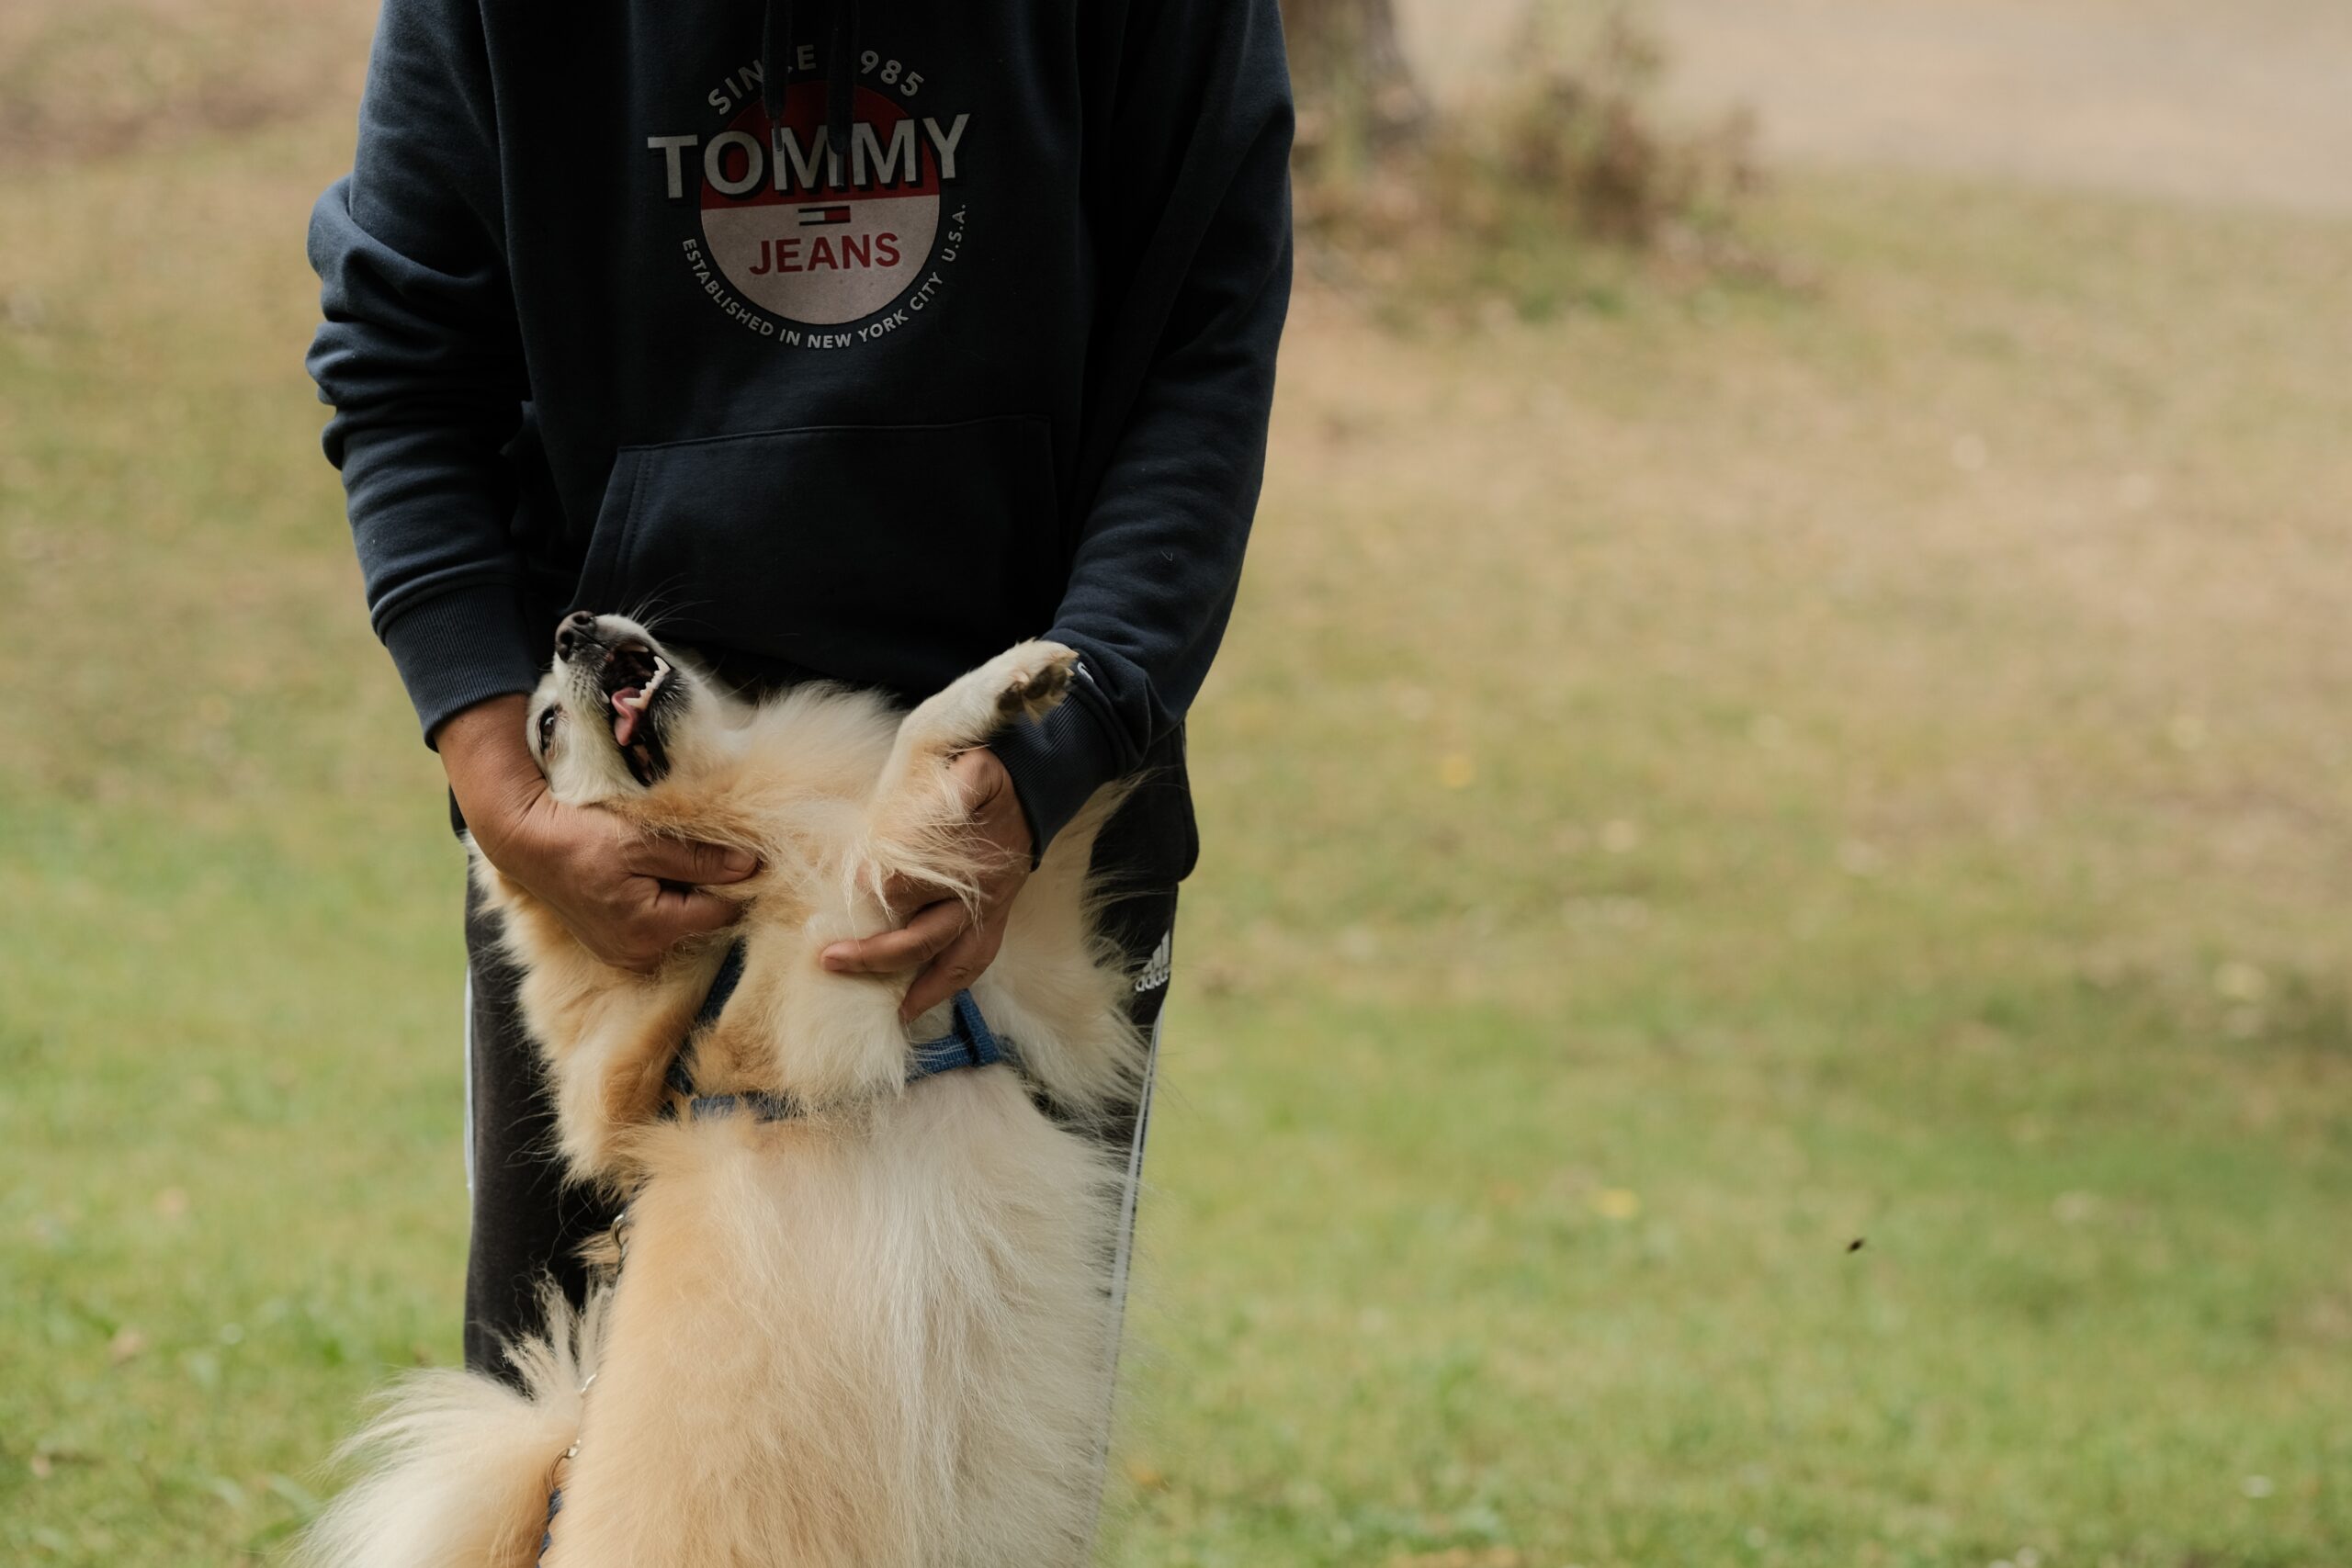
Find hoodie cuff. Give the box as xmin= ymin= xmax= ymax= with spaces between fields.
xmin=989 ymin=671 xmax=1130 ymax=862
xmin=377 ymin=581 xmax=547 ymax=747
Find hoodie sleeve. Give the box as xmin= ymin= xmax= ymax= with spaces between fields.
xmin=306 ymin=0 xmax=540 ymax=745
xmin=989 ymin=0 xmax=1295 ymax=855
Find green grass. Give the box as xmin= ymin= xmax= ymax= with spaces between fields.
xmin=4 ymin=99 xmax=2351 ymax=1568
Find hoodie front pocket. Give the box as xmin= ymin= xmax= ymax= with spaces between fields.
xmin=571 ymin=417 xmax=1061 ymax=695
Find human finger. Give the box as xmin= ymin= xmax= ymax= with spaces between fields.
xmin=586 ymin=886 xmax=740 ymax=974
xmin=872 ymin=870 xmax=956 ymax=920
xmin=820 ymin=899 xmax=968 ymax=975
xmin=643 ymin=883 xmax=746 ymax=938
xmin=628 ymin=834 xmax=761 ymax=886
xmin=567 ymin=919 xmax=662 ymax=975
xmin=899 ymin=921 xmax=1001 ymax=1022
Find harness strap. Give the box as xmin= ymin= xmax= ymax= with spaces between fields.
xmin=666 ymin=937 xmax=1013 ymax=1122
xmin=663 ymin=940 xmax=747 ymax=1100
xmin=909 ymin=987 xmax=1007 ymax=1077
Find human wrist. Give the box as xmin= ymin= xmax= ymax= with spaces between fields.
xmin=986 ymin=686 xmax=1125 ymax=864
xmin=967 ymin=749 xmax=1033 ymax=864
xmin=436 ymin=694 xmax=548 ymax=867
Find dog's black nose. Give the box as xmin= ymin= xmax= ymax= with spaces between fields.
xmin=555 ymin=611 xmax=598 ymax=660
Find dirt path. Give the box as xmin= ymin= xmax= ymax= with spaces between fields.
xmin=1401 ymin=0 xmax=2352 ymax=214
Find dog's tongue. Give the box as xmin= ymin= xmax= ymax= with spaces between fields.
xmin=611 ymin=689 xmax=645 ymax=746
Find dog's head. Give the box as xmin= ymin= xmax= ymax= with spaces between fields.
xmin=527 ymin=612 xmax=717 ymax=804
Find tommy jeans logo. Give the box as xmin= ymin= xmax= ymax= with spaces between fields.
xmin=646 ymin=50 xmax=970 ymax=341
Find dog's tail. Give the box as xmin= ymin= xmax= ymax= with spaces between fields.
xmin=293 ymin=1286 xmax=602 ymax=1568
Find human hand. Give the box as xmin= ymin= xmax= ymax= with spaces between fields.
xmin=820 ymin=747 xmax=1033 ymax=1022
xmin=440 ymin=695 xmax=757 ymax=972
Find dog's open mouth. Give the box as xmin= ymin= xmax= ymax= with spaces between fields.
xmin=599 ymin=640 xmax=674 ymax=784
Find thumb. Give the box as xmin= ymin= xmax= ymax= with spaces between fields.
xmin=633 ymin=835 xmax=761 ymax=886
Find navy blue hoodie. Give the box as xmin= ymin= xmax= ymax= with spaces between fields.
xmin=307 ymin=0 xmax=1293 ymax=867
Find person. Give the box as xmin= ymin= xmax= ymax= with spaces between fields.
xmin=305 ymin=0 xmax=1293 ymax=1390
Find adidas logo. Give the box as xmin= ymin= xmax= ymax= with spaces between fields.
xmin=1133 ymin=930 xmax=1172 ymax=994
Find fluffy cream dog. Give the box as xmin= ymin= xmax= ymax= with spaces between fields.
xmin=297 ymin=614 xmax=1145 ymax=1568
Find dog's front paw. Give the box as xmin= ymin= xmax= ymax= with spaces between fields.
xmin=994 ymin=642 xmax=1080 ymax=725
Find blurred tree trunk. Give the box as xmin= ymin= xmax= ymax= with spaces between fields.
xmin=1285 ymin=0 xmax=1429 ymax=154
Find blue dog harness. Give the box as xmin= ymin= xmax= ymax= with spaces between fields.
xmin=662 ymin=938 xmax=1012 ymax=1122
xmin=539 ymin=937 xmax=1014 ymax=1562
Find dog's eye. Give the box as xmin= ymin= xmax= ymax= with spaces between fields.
xmin=537 ymin=706 xmax=560 ymax=750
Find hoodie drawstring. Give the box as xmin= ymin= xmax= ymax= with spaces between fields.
xmin=762 ymin=0 xmax=859 ymax=175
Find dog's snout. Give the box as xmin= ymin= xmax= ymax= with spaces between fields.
xmin=555 ymin=611 xmax=598 ymax=660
